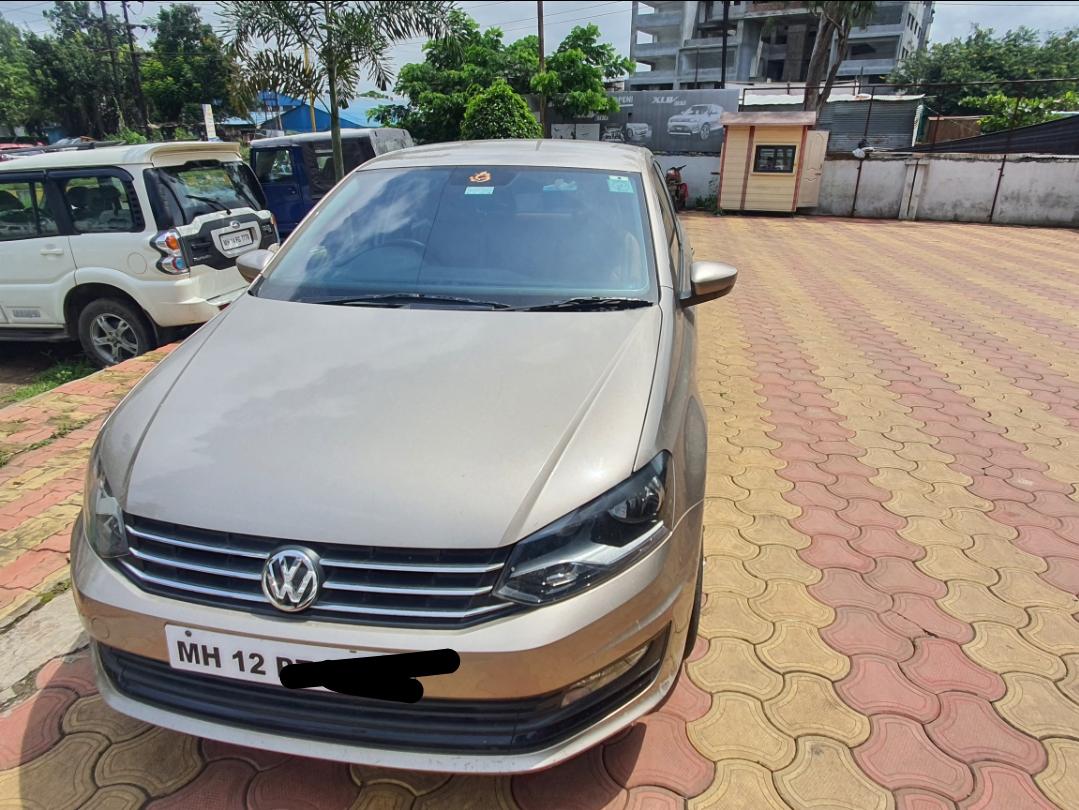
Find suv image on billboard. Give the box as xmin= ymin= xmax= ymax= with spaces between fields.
xmin=666 ymin=104 xmax=725 ymax=140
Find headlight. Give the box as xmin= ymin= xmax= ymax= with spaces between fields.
xmin=494 ymin=452 xmax=671 ymax=605
xmin=83 ymin=445 xmax=128 ymax=558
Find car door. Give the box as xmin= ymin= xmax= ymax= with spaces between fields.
xmin=0 ymin=170 xmax=75 ymax=327
xmin=51 ymin=168 xmax=151 ymax=287
xmin=252 ymin=146 xmax=305 ymax=235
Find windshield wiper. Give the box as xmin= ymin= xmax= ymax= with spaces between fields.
xmin=521 ymin=297 xmax=653 ymax=312
xmin=186 ymin=194 xmax=231 ymax=214
xmin=315 ymin=293 xmax=515 ymax=310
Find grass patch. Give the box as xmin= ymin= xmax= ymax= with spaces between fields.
xmin=1 ymin=359 xmax=96 ymax=405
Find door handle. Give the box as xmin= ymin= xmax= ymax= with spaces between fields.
xmin=39 ymin=247 xmax=65 ymax=256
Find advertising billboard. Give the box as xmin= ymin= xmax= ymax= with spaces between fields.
xmin=546 ymin=89 xmax=742 ymax=154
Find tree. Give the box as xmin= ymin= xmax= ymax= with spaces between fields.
xmin=803 ymin=2 xmax=877 ymax=115
xmin=0 ymin=20 xmax=36 ymax=132
xmin=460 ymin=79 xmax=541 ymax=140
xmin=531 ymin=24 xmax=632 ymax=120
xmin=958 ymin=90 xmax=1079 ymax=132
xmin=221 ymin=0 xmax=452 ymax=182
xmin=375 ymin=14 xmax=633 ymax=143
xmin=890 ymin=26 xmax=1079 ymax=115
xmin=141 ymin=5 xmax=243 ymax=126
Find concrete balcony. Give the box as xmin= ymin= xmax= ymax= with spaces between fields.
xmin=836 ymin=57 xmax=898 ymax=76
xmin=632 ymin=40 xmax=680 ymax=60
xmin=626 ymin=68 xmax=678 ymax=86
xmin=634 ymin=10 xmax=682 ymax=31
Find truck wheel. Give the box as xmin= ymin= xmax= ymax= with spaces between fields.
xmin=77 ymin=298 xmax=156 ymax=368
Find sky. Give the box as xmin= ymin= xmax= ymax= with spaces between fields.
xmin=2 ymin=1 xmax=1078 ymax=96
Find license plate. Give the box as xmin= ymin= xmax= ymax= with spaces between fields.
xmin=220 ymin=230 xmax=254 ymax=251
xmin=165 ymin=625 xmax=376 ymax=687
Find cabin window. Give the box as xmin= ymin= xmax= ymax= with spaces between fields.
xmin=753 ymin=145 xmax=796 ymax=173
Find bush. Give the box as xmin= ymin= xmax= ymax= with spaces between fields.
xmin=461 ymin=79 xmax=541 ymax=140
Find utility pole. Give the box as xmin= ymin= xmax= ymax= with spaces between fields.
xmin=121 ymin=0 xmax=151 ymax=139
xmin=537 ymin=0 xmax=547 ymax=138
xmin=304 ymin=44 xmax=317 ymax=132
xmin=99 ymin=1 xmax=123 ymax=130
xmin=720 ymin=0 xmax=730 ymax=89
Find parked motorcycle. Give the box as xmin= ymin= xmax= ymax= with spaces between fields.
xmin=665 ymin=165 xmax=688 ymax=211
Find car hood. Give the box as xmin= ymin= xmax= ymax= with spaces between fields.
xmin=117 ymin=295 xmax=663 ymax=550
xmin=669 ymin=115 xmax=700 ymax=123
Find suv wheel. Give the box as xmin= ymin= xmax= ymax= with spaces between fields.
xmin=699 ymin=123 xmax=711 ymax=140
xmin=78 ymin=298 xmax=156 ymax=367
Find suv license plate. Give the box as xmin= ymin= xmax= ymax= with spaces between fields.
xmin=221 ymin=230 xmax=254 ymax=251
xmin=165 ymin=625 xmax=376 ymax=687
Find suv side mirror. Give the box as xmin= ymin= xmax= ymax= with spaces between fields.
xmin=236 ymin=248 xmax=275 ymax=283
xmin=683 ymin=261 xmax=737 ymax=307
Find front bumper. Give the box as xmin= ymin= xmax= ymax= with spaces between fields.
xmin=71 ymin=514 xmax=699 ymax=772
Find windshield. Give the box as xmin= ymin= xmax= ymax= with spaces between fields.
xmin=685 ymin=106 xmax=710 ymax=115
xmin=149 ymin=161 xmax=265 ymax=225
xmin=254 ymin=166 xmax=657 ymax=308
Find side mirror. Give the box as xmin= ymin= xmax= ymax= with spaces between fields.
xmin=683 ymin=261 xmax=737 ymax=307
xmin=236 ymin=248 xmax=275 ymax=283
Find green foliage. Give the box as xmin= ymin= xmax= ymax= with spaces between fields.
xmin=460 ymin=79 xmax=541 ymax=140
xmin=803 ymin=2 xmax=878 ymax=113
xmin=141 ymin=5 xmax=240 ymax=125
xmin=380 ymin=14 xmax=632 ymax=143
xmin=0 ymin=20 xmax=36 ymax=129
xmin=890 ymin=26 xmax=1079 ymax=115
xmin=113 ymin=127 xmax=148 ymax=144
xmin=358 ymin=89 xmax=390 ymax=99
xmin=173 ymin=125 xmax=198 ymax=141
xmin=959 ymin=90 xmax=1079 ymax=132
xmin=220 ymin=0 xmax=452 ymax=181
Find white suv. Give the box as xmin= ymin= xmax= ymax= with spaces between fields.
xmin=0 ymin=142 xmax=277 ymax=365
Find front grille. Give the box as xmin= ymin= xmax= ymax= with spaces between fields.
xmin=117 ymin=515 xmax=519 ymax=628
xmin=96 ymin=632 xmax=666 ymax=754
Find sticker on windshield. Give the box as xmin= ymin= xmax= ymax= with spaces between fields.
xmin=469 ymin=171 xmax=491 ymax=183
xmin=607 ymin=175 xmax=634 ymax=194
xmin=464 ymin=186 xmax=494 ymax=195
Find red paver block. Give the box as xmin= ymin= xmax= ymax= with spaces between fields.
xmin=900 ymin=638 xmax=1006 ymax=700
xmin=896 ymin=789 xmax=957 ymax=810
xmin=968 ymin=475 xmax=1036 ymax=504
xmin=603 ymin=713 xmax=714 ymax=797
xmin=148 ymin=759 xmax=256 ymax=809
xmin=0 ymin=687 xmax=76 ymax=769
xmin=927 ymin=692 xmax=1045 ymax=772
xmin=828 ymin=474 xmax=892 ymax=503
xmin=201 ymin=739 xmax=290 ymax=772
xmin=0 ymin=549 xmax=68 ymax=591
xmin=891 ymin=594 xmax=974 ymax=644
xmin=777 ymin=459 xmax=837 ymax=486
xmin=809 ymin=568 xmax=893 ymax=611
xmin=865 ymin=557 xmax=948 ymax=598
xmin=659 ymin=672 xmax=712 ymax=724
xmin=881 ymin=610 xmax=927 ymax=639
xmin=792 ymin=507 xmax=859 ymax=540
xmin=515 ymin=745 xmax=627 ymax=810
xmin=841 ymin=499 xmax=907 ymax=530
xmin=822 ymin=607 xmax=915 ymax=660
xmin=959 ymin=763 xmax=1058 ymax=810
xmin=1013 ymin=527 xmax=1079 ymax=562
xmin=819 ymin=455 xmax=880 ymax=480
xmin=991 ymin=501 xmax=1063 ymax=531
xmin=852 ymin=527 xmax=925 ymax=561
xmin=855 ymin=715 xmax=973 ymax=801
xmin=1041 ymin=557 xmax=1079 ymax=595
xmin=35 ymin=652 xmax=96 ymax=695
xmin=245 ymin=757 xmax=359 ymax=810
xmin=624 ymin=786 xmax=684 ymax=810
xmin=785 ymin=482 xmax=848 ymax=511
xmin=0 ymin=586 xmax=31 ymax=612
xmin=801 ymin=535 xmax=874 ymax=573
xmin=837 ymin=655 xmax=940 ymax=722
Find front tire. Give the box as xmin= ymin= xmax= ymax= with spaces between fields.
xmin=77 ymin=298 xmax=156 ymax=368
xmin=699 ymin=123 xmax=711 ymax=140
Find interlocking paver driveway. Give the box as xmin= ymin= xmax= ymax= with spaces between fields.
xmin=1 ymin=215 xmax=1078 ymax=808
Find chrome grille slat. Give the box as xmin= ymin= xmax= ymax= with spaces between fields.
xmin=119 ymin=517 xmax=517 ymax=627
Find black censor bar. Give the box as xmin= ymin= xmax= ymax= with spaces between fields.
xmin=278 ymin=648 xmax=461 ymax=703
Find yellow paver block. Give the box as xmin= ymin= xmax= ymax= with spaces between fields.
xmin=704 ymin=556 xmax=766 ymax=597
xmin=996 ymin=673 xmax=1079 ymax=739
xmin=1036 ymin=738 xmax=1079 ymax=810
xmin=741 ymin=515 xmax=811 ymax=550
xmin=757 ymin=621 xmax=850 ymax=681
xmin=351 ymin=783 xmax=418 ymax=810
xmin=350 ymin=765 xmax=451 ymax=796
xmin=939 ymin=581 xmax=1028 ymax=627
xmin=706 ymin=475 xmax=751 ymax=501
xmin=899 ymin=517 xmax=974 ymax=549
xmin=751 ymin=580 xmax=835 ymax=627
xmin=744 ymin=544 xmax=822 ymax=585
xmin=775 ymin=736 xmax=894 ymax=810
xmin=964 ymin=622 xmax=1066 ymax=680
xmin=910 ymin=461 xmax=972 ymax=487
xmin=62 ymin=695 xmax=149 ymax=743
xmin=687 ymin=637 xmax=783 ymax=700
xmin=1060 ymin=655 xmax=1079 ymax=704
xmin=93 ymin=726 xmax=202 ymax=797
xmin=689 ymin=693 xmax=795 ymax=769
xmin=702 ymin=525 xmax=758 ymax=560
xmin=765 ymin=673 xmax=870 ymax=746
xmin=699 ymin=593 xmax=773 ymax=643
xmin=0 ymin=732 xmax=109 ymax=810
xmin=917 ymin=546 xmax=998 ymax=586
xmin=966 ymin=534 xmax=1048 ymax=573
xmin=1021 ymin=607 xmax=1079 ymax=657
xmin=943 ymin=509 xmax=1017 ymax=541
xmin=690 ymin=759 xmax=792 ymax=810
xmin=704 ymin=498 xmax=754 ymax=530
xmin=991 ymin=568 xmax=1079 ymax=610
xmin=926 ymin=483 xmax=994 ymax=512
xmin=734 ymin=465 xmax=793 ymax=493
xmin=80 ymin=785 xmax=147 ymax=810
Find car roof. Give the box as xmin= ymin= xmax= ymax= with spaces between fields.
xmin=361 ymin=139 xmax=655 ymax=174
xmin=0 ymin=141 xmax=241 ymax=173
xmin=251 ymin=129 xmax=376 ymax=149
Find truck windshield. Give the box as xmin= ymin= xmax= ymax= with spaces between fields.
xmin=148 ymin=161 xmax=264 ymax=225
xmin=253 ymin=165 xmax=657 ymax=310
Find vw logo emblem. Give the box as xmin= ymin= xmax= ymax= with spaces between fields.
xmin=262 ymin=547 xmax=321 ymax=612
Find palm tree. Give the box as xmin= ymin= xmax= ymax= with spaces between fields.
xmin=803 ymin=2 xmax=877 ymax=115
xmin=220 ymin=1 xmax=453 ymax=182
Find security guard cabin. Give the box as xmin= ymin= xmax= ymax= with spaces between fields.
xmin=717 ymin=111 xmax=828 ymax=213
